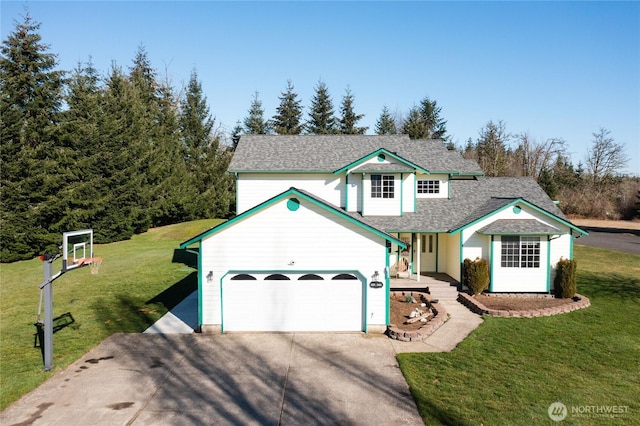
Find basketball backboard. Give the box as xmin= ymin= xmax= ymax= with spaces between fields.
xmin=62 ymin=229 xmax=94 ymax=272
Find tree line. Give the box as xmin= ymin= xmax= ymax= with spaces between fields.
xmin=1 ymin=14 xmax=637 ymax=262
xmin=0 ymin=15 xmax=233 ymax=262
xmin=233 ymin=80 xmax=449 ymax=144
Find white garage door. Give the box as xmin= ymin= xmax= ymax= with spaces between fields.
xmin=222 ymin=272 xmax=364 ymax=332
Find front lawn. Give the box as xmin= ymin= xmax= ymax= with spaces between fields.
xmin=398 ymin=245 xmax=640 ymax=425
xmin=0 ymin=219 xmax=221 ymax=410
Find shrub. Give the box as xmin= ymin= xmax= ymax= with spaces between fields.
xmin=555 ymin=258 xmax=577 ymax=298
xmin=463 ymin=257 xmax=490 ymax=295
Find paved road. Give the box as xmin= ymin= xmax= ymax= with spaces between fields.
xmin=0 ymin=333 xmax=424 ymax=426
xmin=574 ymin=226 xmax=640 ymax=255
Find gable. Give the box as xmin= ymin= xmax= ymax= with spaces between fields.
xmin=180 ymin=187 xmax=407 ymax=249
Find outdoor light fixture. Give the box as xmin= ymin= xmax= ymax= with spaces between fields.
xmin=207 ymin=271 xmax=213 ymax=283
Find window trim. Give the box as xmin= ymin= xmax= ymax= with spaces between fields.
xmin=371 ymin=174 xmax=394 ymax=199
xmin=417 ymin=179 xmax=440 ymax=194
xmin=501 ymin=236 xmax=541 ymax=268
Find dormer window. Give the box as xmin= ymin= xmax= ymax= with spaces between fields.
xmin=371 ymin=175 xmax=394 ymax=198
xmin=417 ymin=179 xmax=440 ymax=194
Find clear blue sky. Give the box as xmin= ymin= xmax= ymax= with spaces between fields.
xmin=2 ymin=1 xmax=639 ymax=174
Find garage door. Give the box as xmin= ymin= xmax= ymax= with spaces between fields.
xmin=222 ymin=272 xmax=364 ymax=332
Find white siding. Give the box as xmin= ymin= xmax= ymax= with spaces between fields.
xmin=200 ymin=196 xmax=388 ymax=329
xmin=491 ymin=235 xmax=549 ymax=292
xmin=416 ymin=173 xmax=449 ymax=199
xmin=402 ymin=173 xmax=416 ymax=213
xmin=346 ymin=173 xmax=362 ymax=213
xmin=236 ymin=173 xmax=344 ymax=213
xmin=362 ymin=174 xmax=401 ymax=216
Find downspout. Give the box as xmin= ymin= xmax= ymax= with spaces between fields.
xmin=416 ymin=233 xmax=421 ymax=282
xmin=198 ymin=241 xmax=203 ymax=329
xmin=459 ymin=230 xmax=464 ymax=289
xmin=435 ymin=233 xmax=439 ymax=272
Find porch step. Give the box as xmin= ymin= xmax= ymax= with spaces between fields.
xmin=391 ymin=274 xmax=460 ymax=301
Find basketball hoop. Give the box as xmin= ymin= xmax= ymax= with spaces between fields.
xmin=89 ymin=257 xmax=103 ymax=275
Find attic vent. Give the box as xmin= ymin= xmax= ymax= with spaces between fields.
xmin=377 ymin=154 xmax=386 ymax=162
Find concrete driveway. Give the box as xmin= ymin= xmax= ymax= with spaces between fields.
xmin=1 ymin=333 xmax=424 ymax=425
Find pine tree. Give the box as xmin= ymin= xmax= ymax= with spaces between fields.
xmin=179 ymin=69 xmax=232 ymax=220
xmin=272 ymin=80 xmax=303 ymax=135
xmin=0 ymin=13 xmax=65 ymax=261
xmin=402 ymin=106 xmax=428 ymax=140
xmin=306 ymin=80 xmax=336 ymax=134
xmin=338 ymin=88 xmax=367 ymax=134
xmin=401 ymin=96 xmax=448 ymax=140
xmin=375 ymin=106 xmax=397 ymax=135
xmin=243 ymin=91 xmax=270 ymax=134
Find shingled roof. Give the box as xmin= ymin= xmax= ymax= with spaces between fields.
xmin=229 ymin=135 xmax=483 ymax=175
xmin=352 ymin=177 xmax=574 ymax=233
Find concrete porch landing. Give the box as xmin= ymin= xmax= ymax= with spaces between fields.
xmin=391 ymin=273 xmax=459 ymax=301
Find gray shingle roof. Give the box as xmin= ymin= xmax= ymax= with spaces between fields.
xmin=477 ymin=219 xmax=561 ymax=235
xmin=229 ymin=135 xmax=483 ymax=175
xmin=351 ymin=177 xmax=572 ymax=233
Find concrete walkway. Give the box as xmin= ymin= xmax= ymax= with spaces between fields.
xmin=143 ymin=291 xmax=198 ymax=334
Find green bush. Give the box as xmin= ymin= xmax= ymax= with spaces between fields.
xmin=555 ymin=258 xmax=577 ymax=298
xmin=463 ymin=257 xmax=490 ymax=295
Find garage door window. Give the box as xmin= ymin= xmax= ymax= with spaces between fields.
xmin=299 ymin=274 xmax=324 ymax=280
xmin=231 ymin=274 xmax=257 ymax=280
xmin=332 ymin=273 xmax=358 ymax=280
xmin=265 ymin=273 xmax=290 ymax=280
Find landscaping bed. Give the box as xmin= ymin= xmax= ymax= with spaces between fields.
xmin=458 ymin=292 xmax=590 ymax=317
xmin=387 ymin=291 xmax=448 ymax=341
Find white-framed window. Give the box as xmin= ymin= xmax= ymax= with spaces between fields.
xmin=371 ymin=174 xmax=394 ymax=198
xmin=501 ymin=236 xmax=540 ymax=268
xmin=417 ymin=180 xmax=440 ymax=194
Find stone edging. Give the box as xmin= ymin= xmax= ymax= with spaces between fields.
xmin=386 ymin=292 xmax=449 ymax=342
xmin=457 ymin=292 xmax=591 ymax=317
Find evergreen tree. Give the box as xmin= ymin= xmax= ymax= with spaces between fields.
xmin=306 ymin=80 xmax=336 ymax=134
xmin=243 ymin=91 xmax=270 ymax=134
xmin=272 ymin=80 xmax=303 ymax=135
xmin=0 ymin=13 xmax=65 ymax=261
xmin=375 ymin=106 xmax=397 ymax=135
xmin=338 ymin=88 xmax=367 ymax=134
xmin=401 ymin=96 xmax=448 ymax=140
xmin=179 ymin=69 xmax=232 ymax=219
xmin=402 ymin=106 xmax=428 ymax=139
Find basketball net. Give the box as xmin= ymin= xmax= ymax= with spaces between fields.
xmin=89 ymin=257 xmax=103 ymax=275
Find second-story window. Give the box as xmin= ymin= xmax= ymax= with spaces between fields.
xmin=417 ymin=180 xmax=440 ymax=194
xmin=371 ymin=175 xmax=394 ymax=198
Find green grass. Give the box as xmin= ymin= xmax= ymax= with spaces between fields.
xmin=398 ymin=245 xmax=640 ymax=425
xmin=0 ymin=219 xmax=222 ymax=410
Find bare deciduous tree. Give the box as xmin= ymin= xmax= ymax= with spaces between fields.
xmin=586 ymin=128 xmax=629 ymax=185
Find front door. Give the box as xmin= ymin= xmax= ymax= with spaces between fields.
xmin=416 ymin=233 xmax=437 ymax=272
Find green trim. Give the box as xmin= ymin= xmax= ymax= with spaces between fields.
xmin=229 ymin=169 xmax=334 ymax=174
xmin=489 ymin=236 xmax=494 ymax=292
xmin=286 ymin=197 xmax=300 ymax=211
xmin=400 ymin=173 xmax=404 ymax=217
xmin=333 ymin=148 xmax=431 ymax=175
xmin=345 ymin=173 xmax=349 ymax=211
xmin=477 ymin=231 xmax=560 ymax=236
xmin=180 ymin=187 xmax=406 ymax=249
xmin=198 ymin=241 xmax=203 ymax=327
xmin=410 ymin=232 xmax=414 ymax=274
xmin=413 ymin=173 xmax=417 ymax=212
xmin=459 ymin=230 xmax=464 ymax=287
xmin=546 ymin=236 xmax=551 ymax=292
xmin=234 ymin=172 xmax=239 ymax=214
xmin=385 ymin=243 xmax=390 ymax=325
xmin=449 ymin=198 xmax=588 ymax=236
xmin=447 ymin=175 xmax=451 ymax=199
xmin=569 ymin=230 xmax=574 ymax=259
